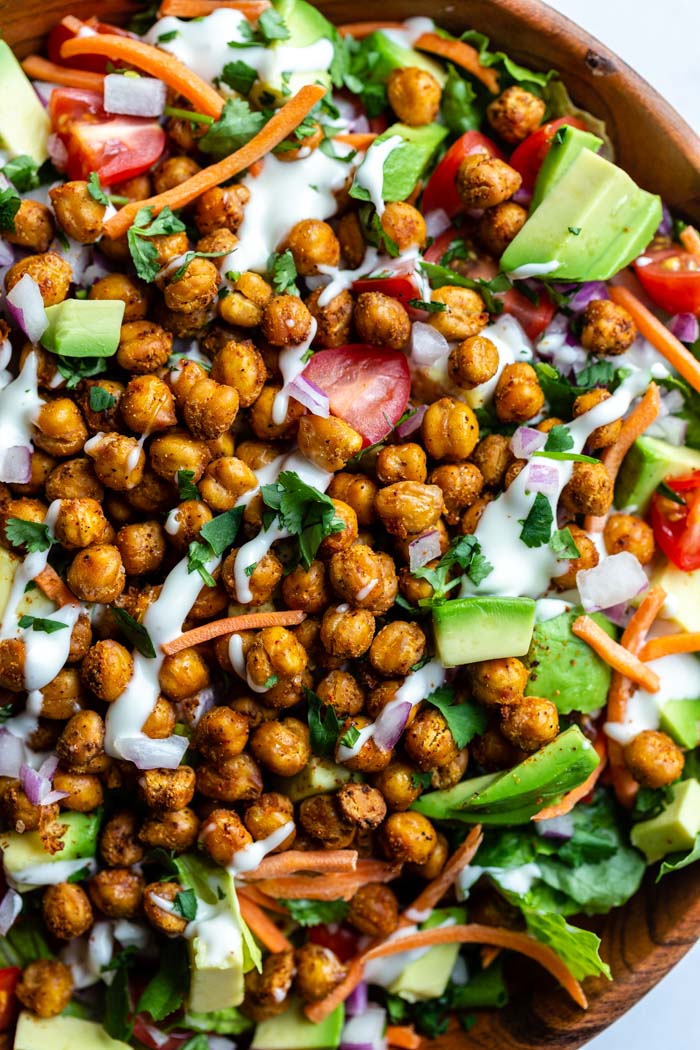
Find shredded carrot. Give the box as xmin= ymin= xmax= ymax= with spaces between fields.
xmin=259 ymin=865 xmax=398 ymax=902
xmin=239 ymin=894 xmax=292 ymax=953
xmin=34 ymin=566 xmax=78 ymax=608
xmin=481 ymin=946 xmax=501 ymax=968
xmin=60 ymin=20 xmax=225 ymax=119
xmin=158 ymin=0 xmax=270 ymax=17
xmin=238 ymin=885 xmax=289 ymax=916
xmin=680 ymin=225 xmax=700 ymax=256
xmin=240 ymin=850 xmax=358 ymax=880
xmin=104 ymin=83 xmax=326 ymax=240
xmin=585 ymin=382 xmax=661 ymax=532
xmin=21 ymin=54 xmax=105 ymax=91
xmin=387 ymin=1026 xmax=421 ymax=1050
xmin=333 ymin=132 xmax=378 ymax=150
xmin=414 ymin=32 xmax=500 ymax=93
xmin=161 ymin=610 xmax=306 ymax=655
xmin=337 ymin=22 xmax=405 ymax=38
xmin=305 ymin=924 xmax=587 ymax=1022
xmin=609 ymin=286 xmax=700 ymax=394
xmin=616 ymin=585 xmax=668 ymax=670
xmin=639 ymin=631 xmax=700 ymax=662
xmin=533 ymin=737 xmax=607 ymax=821
xmin=572 ymin=615 xmax=661 ymax=692
xmin=402 ymin=825 xmax=483 ymax=921
xmin=248 ymin=159 xmax=264 ymax=177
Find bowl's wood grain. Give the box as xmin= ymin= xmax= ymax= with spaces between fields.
xmin=0 ymin=0 xmax=699 ymax=1045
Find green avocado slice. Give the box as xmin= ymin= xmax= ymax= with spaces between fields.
xmin=525 ymin=610 xmax=617 ymax=715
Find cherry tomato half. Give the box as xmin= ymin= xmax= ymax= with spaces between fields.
xmin=308 ymin=923 xmax=358 ymax=962
xmin=352 ymin=274 xmax=420 ymax=307
xmin=302 ymin=346 xmax=411 ymax=446
xmin=47 ymin=19 xmax=130 ymax=74
xmin=634 ymin=249 xmax=700 ymax=317
xmin=501 ymin=286 xmax=556 ymax=341
xmin=651 ymin=473 xmax=700 ymax=571
xmin=509 ymin=116 xmax=587 ymax=192
xmin=422 ymin=131 xmax=504 ymax=219
xmin=49 ymin=88 xmax=165 ymax=185
xmin=0 ymin=967 xmax=20 ymax=1031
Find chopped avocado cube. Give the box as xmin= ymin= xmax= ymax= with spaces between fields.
xmin=0 ymin=41 xmax=50 ymax=163
xmin=531 ymin=124 xmax=603 ymax=211
xmin=525 ymin=610 xmax=617 ymax=714
xmin=251 ymin=998 xmax=344 ymax=1050
xmin=388 ymin=907 xmax=466 ymax=1002
xmin=14 ymin=1012 xmax=132 ymax=1050
xmin=41 ymin=300 xmax=125 ymax=358
xmin=0 ymin=547 xmax=55 ymax=623
xmin=185 ymin=1006 xmax=253 ymax=1035
xmin=273 ymin=0 xmax=334 ymax=46
xmin=631 ymin=778 xmax=700 ymax=863
xmin=660 ymin=699 xmax=700 ymax=749
xmin=412 ymin=725 xmax=600 ymax=825
xmin=651 ymin=562 xmax=700 ymax=632
xmin=252 ymin=0 xmax=334 ymax=96
xmin=359 ymin=30 xmax=447 ymax=86
xmin=433 ymin=596 xmax=536 ymax=667
xmin=278 ymin=756 xmax=353 ymax=801
xmin=3 ymin=810 xmax=101 ymax=892
xmin=500 ymin=146 xmax=662 ymax=282
xmin=350 ymin=122 xmax=448 ymax=206
xmin=615 ymin=435 xmax=700 ymax=513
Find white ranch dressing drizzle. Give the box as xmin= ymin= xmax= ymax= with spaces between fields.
xmin=23 ymin=602 xmax=81 ymax=692
xmin=271 ymin=317 xmax=317 ymax=425
xmin=337 ymin=659 xmax=446 ymax=762
xmin=603 ymin=652 xmax=700 ymax=745
xmin=363 ymin=916 xmax=457 ymax=988
xmin=507 ymin=261 xmax=561 ymax=279
xmin=379 ymin=16 xmax=436 ymax=47
xmin=0 ymin=350 xmax=43 ymax=453
xmin=461 ymin=369 xmax=653 ymax=601
xmin=8 ymin=856 xmax=97 ymax=891
xmin=457 ymin=862 xmax=542 ymax=900
xmin=316 ymin=247 xmax=381 ymax=308
xmin=226 ymin=820 xmax=295 ymax=875
xmin=353 ymin=135 xmax=404 ymax=216
xmin=228 ymin=633 xmax=269 ymax=694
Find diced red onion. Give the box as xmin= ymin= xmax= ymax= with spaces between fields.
xmin=32 ymin=81 xmax=53 ymax=107
xmin=536 ymin=813 xmax=575 ymax=840
xmin=410 ymin=321 xmax=449 ymax=365
xmin=56 ymin=237 xmax=91 ymax=285
xmin=87 ymin=920 xmax=114 ymax=977
xmin=568 ymin=282 xmax=608 ymax=313
xmin=38 ymin=754 xmax=59 ymax=780
xmin=0 ymin=239 xmax=15 ymax=267
xmin=133 ymin=1020 xmax=171 ymax=1048
xmin=512 ymin=185 xmax=532 ymax=206
xmin=408 ymin=529 xmax=442 ymax=571
xmin=396 ymin=403 xmax=426 ymax=438
xmin=0 ymin=446 xmax=32 ymax=485
xmin=6 ymin=273 xmax=48 ymax=342
xmin=346 ymin=981 xmax=368 ymax=1017
xmin=577 ymin=552 xmax=648 ymax=613
xmin=657 ymin=202 xmax=673 ymax=237
xmin=118 ymin=734 xmax=188 ymax=769
xmin=424 ymin=208 xmax=452 ymax=238
xmin=0 ymin=888 xmax=22 ymax=936
xmin=0 ymin=730 xmax=26 ymax=778
xmin=288 ymin=374 xmax=330 ymax=417
xmin=104 ymin=73 xmax=167 ymax=118
xmin=341 ymin=1006 xmax=387 ymax=1050
xmin=668 ymin=313 xmax=699 ymax=344
xmin=526 ymin=461 xmax=559 ymax=496
xmin=511 ymin=426 xmax=547 ymax=459
xmin=650 ymin=413 xmax=688 ymax=446
xmin=47 ymin=133 xmax=68 ymax=171
xmin=372 ymin=701 xmax=412 ymax=752
xmin=348 ymin=113 xmax=370 ymax=135
xmin=601 ymin=602 xmax=632 ymax=628
xmin=20 ymin=763 xmax=47 ymax=805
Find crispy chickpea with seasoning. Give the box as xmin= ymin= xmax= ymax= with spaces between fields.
xmin=329 ymin=543 xmax=398 ymax=613
xmin=182 ymin=377 xmax=239 ymax=441
xmin=33 ymin=399 xmax=87 ymax=458
xmin=139 ymin=767 xmax=196 ymax=810
xmin=375 ymin=480 xmax=444 ymax=537
xmin=487 ymin=86 xmax=546 ymax=143
xmin=53 ymin=771 xmax=103 ymax=812
xmin=53 ymin=498 xmax=107 ymax=549
xmin=297 ymin=414 xmax=363 ymax=472
xmin=100 ymin=810 xmax=144 ymax=867
xmin=45 ymin=457 xmax=103 ymax=502
xmin=430 ymin=463 xmax=484 ymax=525
xmin=88 ymin=868 xmax=143 ymax=919
xmin=376 ymin=442 xmax=427 ymax=484
xmin=624 ymin=729 xmax=684 ymax=788
xmin=195 ymin=184 xmax=250 ymax=236
xmin=281 ymin=559 xmax=330 ymax=614
xmin=140 ymin=808 xmax=200 ymax=853
xmin=295 ymin=943 xmax=347 ymax=1003
xmin=221 ymin=548 xmax=283 ymax=605
xmin=143 ymin=881 xmax=188 ymax=936
xmin=448 ymin=334 xmax=500 ymax=389
xmin=456 ymin=155 xmax=522 ymax=209
xmin=199 ymin=456 xmax=257 ymax=512
xmin=246 ymin=626 xmax=308 ymax=688
xmin=429 ymin=286 xmax=489 ymax=341
xmin=86 ymin=431 xmax=145 ymax=491
xmin=422 ymin=397 xmax=480 ymax=461
xmin=381 ymin=201 xmax=427 ymax=251
xmin=337 ymin=782 xmax=387 ymax=829
xmin=560 ymin=461 xmax=613 ymax=517
xmin=328 ymin=472 xmax=378 ymax=526
xmin=262 ymin=293 xmax=313 ymax=346
xmin=470 ymin=656 xmax=530 ymax=705
xmin=153 ymin=154 xmax=201 ymax=194
xmin=56 ymin=710 xmax=105 ymax=772
xmin=165 ymin=257 xmax=220 ymax=314
xmin=285 ymin=219 xmax=340 ymax=275
xmin=81 ymin=640 xmax=133 ymax=702
xmin=42 ymin=882 xmax=93 ymax=940
xmin=337 ymin=211 xmax=366 ymax=268
xmin=370 ymin=621 xmax=426 ymax=677
xmin=580 ymin=299 xmax=637 ymax=355
xmin=5 ymin=199 xmax=54 ymax=252
xmin=354 ymin=291 xmax=411 ymax=350
xmin=572 ymin=388 xmax=623 ymax=450
xmin=251 ymin=717 xmax=310 ymax=777
xmin=16 ymin=959 xmax=73 ymax=1018
xmin=604 ymin=513 xmax=656 ymax=563
xmin=381 ymin=811 xmax=437 ymax=864
xmin=348 ymin=883 xmax=399 ymax=937
xmin=200 ymin=808 xmax=252 ymax=866
xmin=67 ymin=544 xmax=126 ymax=604
xmin=336 ymin=714 xmax=392 ymax=773
xmin=117 ymin=320 xmax=173 ymax=373
xmin=387 ymin=66 xmax=442 ymax=125
xmin=551 ymin=524 xmax=600 ymax=589
xmin=494 ymin=362 xmax=545 ymax=423
xmin=242 ymin=950 xmax=296 ymax=1021
xmin=244 ymin=793 xmax=295 ymax=849
xmin=49 ymin=180 xmax=106 ymax=242
xmin=306 ymin=287 xmax=353 ymax=348
xmin=405 ymin=706 xmax=458 ymax=770
xmin=210 ymin=339 xmax=267 ymax=407
xmin=500 ymin=696 xmax=559 ymax=751
xmin=299 ymin=793 xmax=355 ymax=848
xmin=149 ymin=428 xmax=211 ymax=483
xmin=372 ymin=760 xmax=422 ymax=811
xmin=478 ymin=201 xmax=528 ymax=257
xmin=5 ymin=252 xmax=72 ymax=305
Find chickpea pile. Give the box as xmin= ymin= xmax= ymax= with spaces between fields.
xmin=0 ymin=52 xmax=681 ymax=1030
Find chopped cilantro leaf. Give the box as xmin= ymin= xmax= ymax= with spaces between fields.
xmin=339 ymin=725 xmax=360 ymax=749
xmin=280 ymin=899 xmax=349 ymax=926
xmin=0 ymin=186 xmax=21 ymax=232
xmin=88 ymin=386 xmax=116 ymax=412
xmin=544 ymin=425 xmax=573 ymax=453
xmin=5 ymin=519 xmax=53 ymax=553
xmin=269 ymin=249 xmax=299 ymax=295
xmin=199 ymin=507 xmax=244 ymax=557
xmin=87 ymin=171 xmax=110 ymax=206
xmin=111 ymin=607 xmax=156 ymax=659
xmin=157 ymin=29 xmax=180 ymax=43
xmin=413 ymin=534 xmax=493 ymax=603
xmin=426 ymin=685 xmax=487 ymax=749
xmin=198 ymin=97 xmax=266 ymax=161
xmin=420 ymin=261 xmax=511 ymax=313
xmin=519 ymin=492 xmax=553 ymax=548
xmin=177 ymin=469 xmax=199 ymax=500
xmin=173 ymin=888 xmax=197 ymax=921
xmin=263 ymin=674 xmax=279 ymax=689
xmin=656 ymin=480 xmax=686 ymax=505
xmin=407 ymin=298 xmax=446 ymax=313
xmin=549 ymin=527 xmax=581 ymax=560
xmin=2 ymin=155 xmax=40 ymax=192
xmin=411 ymin=770 xmax=434 ymax=790
xmin=568 ymin=226 xmax=582 ymax=235
xmin=261 ymin=471 xmax=345 ymax=568
xmin=187 ymin=541 xmax=216 ymax=588
xmin=306 ymin=688 xmax=341 ymax=757
xmin=17 ymin=615 xmax=68 ymax=635
xmin=220 ymin=58 xmax=258 ymax=95
xmin=127 ymin=205 xmax=187 ymax=282
xmin=56 ymin=356 xmax=107 ymax=388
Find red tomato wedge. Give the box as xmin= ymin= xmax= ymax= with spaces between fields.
xmin=422 ymin=131 xmax=504 ymax=219
xmin=303 ymin=346 xmax=411 ymax=446
xmin=634 ymin=249 xmax=700 ymax=317
xmin=509 ymin=116 xmax=587 ymax=192
xmin=651 ymin=473 xmax=700 ymax=571
xmin=352 ymin=274 xmax=420 ymax=307
xmin=308 ymin=923 xmax=358 ymax=962
xmin=502 ymin=286 xmax=556 ymax=340
xmin=47 ymin=19 xmax=131 ymax=73
xmin=0 ymin=967 xmax=20 ymax=1031
xmin=423 ymin=224 xmax=463 ymax=264
xmin=49 ymin=88 xmax=166 ymax=184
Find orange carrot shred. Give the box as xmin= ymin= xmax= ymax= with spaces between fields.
xmin=679 ymin=225 xmax=700 ymax=256
xmin=639 ymin=631 xmax=700 ymax=662
xmin=34 ymin=566 xmax=78 ymax=609
xmin=533 ymin=738 xmax=607 ymax=821
xmin=238 ymin=894 xmax=292 ymax=953
xmin=572 ymin=615 xmax=661 ymax=692
xmin=103 ymin=83 xmax=326 ymax=240
xmin=387 ymin=1026 xmax=421 ymax=1050
xmin=158 ymin=0 xmax=271 ymax=17
xmin=609 ymin=286 xmax=700 ymax=394
xmin=337 ymin=22 xmax=405 ymax=38
xmin=414 ymin=32 xmax=500 ymax=93
xmin=402 ymin=825 xmax=483 ymax=921
xmin=585 ymin=382 xmax=661 ymax=532
xmin=238 ymin=886 xmax=289 ymax=915
xmin=240 ymin=850 xmax=358 ymax=880
xmin=161 ymin=610 xmax=306 ymax=655
xmin=21 ymin=54 xmax=105 ymax=91
xmin=60 ymin=23 xmax=225 ymax=118
xmin=333 ymin=132 xmax=378 ymax=150
xmin=481 ymin=946 xmax=501 ymax=968
xmin=258 ymin=865 xmax=398 ymax=902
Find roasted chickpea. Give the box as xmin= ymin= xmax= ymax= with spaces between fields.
xmin=262 ymin=293 xmax=313 ymax=346
xmin=139 ymin=807 xmax=200 ymax=852
xmin=375 ymin=480 xmax=444 ymax=537
xmin=114 ymin=520 xmax=167 ymax=576
xmin=67 ymin=544 xmax=125 ymax=603
xmin=195 ymin=184 xmax=250 ymax=236
xmin=337 ymin=211 xmax=366 ymax=268
xmin=149 ymin=428 xmax=211 ymax=483
xmin=448 ymin=334 xmax=500 ymax=389
xmin=210 ymin=340 xmax=267 ymax=408
xmin=560 ymin=461 xmax=614 ymax=516
xmin=159 ymin=647 xmax=210 ymax=701
xmin=429 ymin=463 xmax=483 ymax=525
xmin=193 ymin=707 xmax=249 ymax=762
xmin=500 ymin=696 xmax=559 ymax=751
xmin=387 ymin=65 xmax=442 ymax=124
xmin=2 ymin=781 xmax=55 ymax=832
xmin=469 ymin=657 xmax=529 ymax=705
xmin=246 ymin=626 xmax=308 ymax=688
xmin=456 ymin=154 xmax=522 ymax=209
xmin=299 ymin=793 xmax=355 ymax=848
xmin=431 ymin=748 xmax=469 ymax=790
xmin=328 ymin=472 xmax=378 ymax=526
xmin=284 ymin=219 xmax=340 ymax=275
xmin=380 ymin=201 xmax=427 ymax=251
xmin=120 ymin=374 xmax=177 ymax=434
xmin=37 ymin=668 xmax=85 ymax=720
xmin=335 ymin=714 xmax=392 ymax=773
xmin=337 ymin=782 xmax=387 ymax=829
xmin=354 ymin=291 xmax=411 ymax=350
xmin=296 ymin=416 xmax=362 ymax=474
xmin=429 ymin=285 xmax=489 ymax=340
xmin=551 ymin=523 xmax=600 ymax=589
xmin=33 ymin=399 xmax=87 ymax=457
xmin=16 ymin=959 xmax=73 ymax=1018
xmin=251 ymin=717 xmax=310 ymax=777
xmin=405 ymin=706 xmax=458 ymax=770
xmin=117 ymin=320 xmax=172 ymax=373
xmin=88 ymin=868 xmax=143 ymax=918
xmin=381 ymin=811 xmax=437 ymax=864
xmin=494 ymin=362 xmax=544 ymax=423
xmin=0 ymin=640 xmax=24 ymax=692
xmin=56 ymin=710 xmax=105 ymax=772
xmin=82 ymin=640 xmax=133 ymax=702
xmin=181 ymin=377 xmax=239 ymax=441
xmin=306 ymin=287 xmax=353 ymax=348
xmin=348 ymin=883 xmax=399 ymax=937
xmin=580 ymin=299 xmax=637 ymax=355
xmin=197 ymin=228 xmax=237 ymax=255
xmin=330 ymin=545 xmax=398 ymax=614
xmin=409 ymin=830 xmax=449 ymax=880
xmin=573 ymin=388 xmax=622 ymax=449
xmin=313 ymin=671 xmax=363 ymax=719
xmin=50 ymin=179 xmax=107 ymax=242
xmin=42 ymin=882 xmax=93 ymax=940
xmin=53 ymin=498 xmax=107 ymax=549
xmin=487 ymin=86 xmax=546 ymax=143
xmin=221 ymin=548 xmax=283 ymax=605
xmin=143 ymin=881 xmax=188 ymax=935
xmin=84 ymin=431 xmax=145 ymax=491
xmin=624 ymin=729 xmax=684 ymax=788
xmin=198 ymin=456 xmax=257 ymax=512
xmin=281 ymin=560 xmax=330 ymax=614
xmin=200 ymin=808 xmax=252 ymax=866
xmin=5 ymin=199 xmax=54 ymax=251
xmin=242 ymin=950 xmax=295 ymax=1021
xmin=422 ymin=397 xmax=480 ymax=461
xmin=372 ymin=760 xmax=421 ymax=811
xmin=139 ymin=767 xmax=196 ymax=811
xmin=100 ymin=810 xmax=144 ymax=867
xmin=470 ymin=725 xmax=522 ymax=770
xmin=370 ymin=622 xmax=426 ymax=677
xmin=478 ymin=201 xmax=528 ymax=256
xmin=244 ymin=793 xmax=295 ymax=849
xmin=376 ymin=443 xmax=427 ymax=484
xmin=471 ymin=434 xmax=511 ymax=490
xmin=153 ymin=154 xmax=201 ymax=194
xmin=249 ymin=384 xmax=305 ymax=441
xmin=165 ymin=257 xmax=220 ymax=315
xmin=45 ymin=457 xmax=103 ymax=501
xmin=296 ymin=943 xmax=347 ymax=1003
xmin=604 ymin=513 xmax=656 ymax=564
xmin=5 ymin=252 xmax=72 ymax=305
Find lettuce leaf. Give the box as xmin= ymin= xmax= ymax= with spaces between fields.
xmin=457 ymin=29 xmax=557 ymax=92
xmin=657 ymin=834 xmax=700 ymax=881
xmin=523 ymin=910 xmax=611 ymax=981
xmin=185 ymin=1006 xmax=254 ymax=1034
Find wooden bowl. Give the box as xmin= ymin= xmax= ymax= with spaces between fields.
xmin=2 ymin=0 xmax=699 ymax=1046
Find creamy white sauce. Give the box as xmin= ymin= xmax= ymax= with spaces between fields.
xmin=227 ymin=820 xmax=295 ymax=875
xmin=0 ymin=351 xmax=43 ymax=461
xmin=364 ymin=918 xmax=456 ymax=988
xmin=316 ymin=247 xmax=381 ymax=307
xmin=165 ymin=508 xmax=182 ymax=537
xmin=353 ymin=135 xmax=404 ymax=216
xmin=8 ymin=856 xmax=97 ymax=890
xmin=23 ymin=602 xmax=81 ymax=692
xmin=271 ymin=317 xmax=317 ymax=425
xmin=534 ymin=598 xmax=572 ymax=622
xmin=457 ymin=862 xmax=542 ymax=900
xmin=379 ymin=16 xmax=435 ymax=47
xmin=228 ymin=632 xmax=269 ymax=694
xmin=507 ymin=261 xmax=561 ymax=279
xmin=604 ymin=653 xmax=700 ymax=745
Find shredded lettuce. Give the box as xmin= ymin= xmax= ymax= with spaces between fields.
xmin=657 ymin=834 xmax=700 ymax=881
xmin=523 ymin=909 xmax=611 ymax=981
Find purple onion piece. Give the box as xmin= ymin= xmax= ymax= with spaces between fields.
xmin=424 ymin=208 xmax=452 ymax=238
xmin=118 ymin=734 xmax=188 ymax=769
xmin=511 ymin=185 xmax=533 ymax=206
xmin=668 ymin=313 xmax=700 ymax=344
xmin=0 ymin=888 xmax=22 ymax=937
xmin=601 ymin=602 xmax=632 ymax=628
xmin=657 ymin=202 xmax=673 ymax=237
xmin=20 ymin=763 xmax=47 ymax=806
xmin=0 ymin=239 xmax=15 ymax=267
xmin=0 ymin=730 xmax=25 ymax=779
xmin=536 ymin=813 xmax=575 ymax=840
xmin=345 ymin=981 xmax=368 ymax=1017
xmin=526 ymin=461 xmax=559 ymax=496
xmin=372 ymin=701 xmax=412 ymax=752
xmin=396 ymin=403 xmax=427 ymax=438
xmin=511 ymin=426 xmax=547 ymax=459
xmin=6 ymin=273 xmax=48 ymax=342
xmin=47 ymin=133 xmax=68 ymax=171
xmin=568 ymin=281 xmax=609 ymax=313
xmin=408 ymin=529 xmax=441 ymax=571
xmin=288 ymin=374 xmax=330 ymax=417
xmin=0 ymin=447 xmax=32 ymax=485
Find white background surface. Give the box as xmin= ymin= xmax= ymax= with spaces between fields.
xmin=539 ymin=7 xmax=699 ymax=1046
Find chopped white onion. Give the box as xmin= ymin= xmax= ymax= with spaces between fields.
xmin=511 ymin=426 xmax=547 ymax=459
xmin=6 ymin=273 xmax=48 ymax=342
xmin=0 ymin=239 xmax=15 ymax=267
xmin=408 ymin=529 xmax=441 ymax=570
xmin=0 ymin=729 xmax=26 ymax=778
xmin=372 ymin=701 xmax=412 ymax=751
xmin=104 ymin=73 xmax=167 ymax=117
xmin=208 ymin=1039 xmax=237 ymax=1050
xmin=118 ymin=734 xmax=188 ymax=769
xmin=47 ymin=132 xmax=68 ymax=171
xmin=0 ymin=888 xmax=22 ymax=936
xmin=424 ymin=208 xmax=452 ymax=238
xmin=341 ymin=1005 xmax=387 ymax=1050
xmin=536 ymin=813 xmax=575 ymax=840
xmin=55 ymin=235 xmax=91 ymax=285
xmin=288 ymin=374 xmax=330 ymax=417
xmin=526 ymin=461 xmax=559 ymax=496
xmin=0 ymin=446 xmax=32 ymax=484
xmin=88 ymin=921 xmax=114 ymax=978
xmin=410 ymin=321 xmax=449 ymax=365
xmin=577 ymin=552 xmax=648 ymax=613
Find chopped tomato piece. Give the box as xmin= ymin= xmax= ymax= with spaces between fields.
xmin=651 ymin=473 xmax=700 ymax=571
xmin=634 ymin=249 xmax=700 ymax=317
xmin=0 ymin=967 xmax=20 ymax=1031
xmin=422 ymin=131 xmax=504 ymax=219
xmin=47 ymin=19 xmax=131 ymax=74
xmin=308 ymin=923 xmax=358 ymax=962
xmin=49 ymin=87 xmax=166 ymax=184
xmin=501 ymin=286 xmax=556 ymax=340
xmin=352 ymin=274 xmax=420 ymax=307
xmin=509 ymin=116 xmax=587 ymax=192
xmin=303 ymin=346 xmax=411 ymax=446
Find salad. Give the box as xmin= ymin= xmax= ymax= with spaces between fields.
xmin=0 ymin=1 xmax=699 ymax=1047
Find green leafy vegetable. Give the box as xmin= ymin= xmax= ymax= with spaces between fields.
xmin=412 ymin=770 xmax=434 ymax=790
xmin=426 ymin=685 xmax=487 ymax=749
xmin=544 ymin=425 xmax=573 ymax=452
xmin=656 ymin=480 xmax=686 ymax=505
xmin=459 ymin=29 xmax=557 ymax=91
xmin=219 ymin=58 xmax=258 ymax=95
xmin=173 ymin=888 xmax=198 ymax=921
xmin=261 ymin=471 xmax=346 ymax=568
xmin=111 ymin=607 xmax=156 ymax=659
xmin=56 ymin=356 xmax=107 ymax=388
xmin=0 ymin=915 xmax=52 ymax=968
xmin=657 ymin=834 xmax=700 ymax=880
xmin=198 ymin=97 xmax=266 ymax=161
xmin=0 ymin=186 xmax=21 ymax=232
xmin=350 ymin=125 xmax=447 ymax=207
xmin=306 ymin=688 xmax=341 ymax=758
xmin=549 ymin=527 xmax=581 ymax=560
xmin=519 ymin=492 xmax=554 ymax=548
xmin=340 ymin=725 xmax=360 ymax=749
xmin=523 ymin=909 xmax=611 ymax=981
xmin=88 ymin=385 xmax=117 ymax=412
xmin=413 ymin=534 xmax=493 ymax=603
xmin=104 ymin=958 xmax=133 ymax=1042
xmin=5 ymin=518 xmax=53 ymax=553
xmin=440 ymin=64 xmax=482 ymax=134
xmin=136 ymin=940 xmax=189 ymax=1021
xmin=169 ymin=248 xmax=230 ymax=282
xmin=17 ymin=615 xmax=68 ymax=635
xmin=87 ymin=171 xmax=110 ymax=206
xmin=269 ymin=249 xmax=299 ymax=295
xmin=2 ymin=154 xmax=40 ymax=192
xmin=280 ymin=898 xmax=349 ymax=926
xmin=177 ymin=469 xmax=199 ymax=500
xmin=184 ymin=1007 xmax=253 ymax=1035
xmin=127 ymin=205 xmax=187 ymax=282
xmin=157 ymin=29 xmax=180 ymax=43
xmin=533 ymin=450 xmax=599 ymax=464
xmin=535 ymin=361 xmax=629 ymax=417
xmin=407 ymin=298 xmax=446 ymax=313
xmin=187 ymin=507 xmax=244 ymax=586
xmin=229 ymin=7 xmax=290 ymax=46
xmin=421 ymin=261 xmax=511 ymax=314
